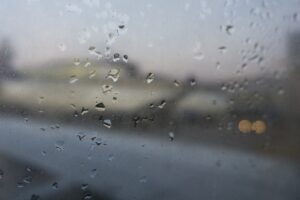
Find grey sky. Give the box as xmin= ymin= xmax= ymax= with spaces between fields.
xmin=0 ymin=0 xmax=299 ymax=80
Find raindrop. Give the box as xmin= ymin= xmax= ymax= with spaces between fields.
xmin=58 ymin=43 xmax=66 ymax=52
xmin=193 ymin=52 xmax=204 ymax=60
xmin=173 ymin=80 xmax=180 ymax=87
xmin=69 ymin=75 xmax=79 ymax=84
xmin=81 ymin=107 xmax=89 ymax=115
xmin=90 ymin=168 xmax=97 ymax=178
xmin=218 ymin=46 xmax=227 ymax=53
xmin=23 ymin=175 xmax=32 ymax=184
xmin=158 ymin=100 xmax=166 ymax=109
xmin=55 ymin=140 xmax=65 ymax=151
xmin=118 ymin=24 xmax=125 ymax=29
xmin=94 ymin=51 xmax=103 ymax=60
xmin=81 ymin=183 xmax=89 ymax=190
xmin=95 ymin=102 xmax=106 ymax=111
xmin=139 ymin=176 xmax=147 ymax=183
xmin=17 ymin=182 xmax=24 ymax=188
xmin=108 ymin=154 xmax=114 ymax=161
xmin=88 ymin=46 xmax=96 ymax=53
xmin=88 ymin=70 xmax=96 ymax=79
xmin=168 ymin=132 xmax=175 ymax=141
xmin=146 ymin=73 xmax=155 ymax=84
xmin=84 ymin=194 xmax=93 ymax=200
xmin=112 ymin=96 xmax=118 ymax=103
xmin=84 ymin=60 xmax=91 ymax=68
xmin=225 ymin=25 xmax=234 ymax=35
xmin=190 ymin=78 xmax=196 ymax=86
xmin=106 ymin=68 xmax=120 ymax=82
xmin=77 ymin=132 xmax=86 ymax=141
xmin=123 ymin=54 xmax=128 ymax=63
xmin=52 ymin=182 xmax=58 ymax=190
xmin=31 ymin=194 xmax=40 ymax=200
xmin=102 ymin=84 xmax=113 ymax=94
xmin=113 ymin=53 xmax=120 ymax=62
xmin=73 ymin=58 xmax=80 ymax=66
xmin=41 ymin=150 xmax=47 ymax=156
xmin=0 ymin=169 xmax=4 ymax=179
xmin=216 ymin=62 xmax=221 ymax=70
xmin=103 ymin=119 xmax=112 ymax=128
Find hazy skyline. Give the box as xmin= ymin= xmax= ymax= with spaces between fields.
xmin=0 ymin=0 xmax=299 ymax=80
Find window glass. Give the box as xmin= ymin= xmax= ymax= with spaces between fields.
xmin=0 ymin=0 xmax=299 ymax=199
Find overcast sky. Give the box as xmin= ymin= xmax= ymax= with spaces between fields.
xmin=0 ymin=0 xmax=299 ymax=80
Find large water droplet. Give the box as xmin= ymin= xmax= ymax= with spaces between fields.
xmin=95 ymin=102 xmax=106 ymax=111
xmin=103 ymin=119 xmax=112 ymax=128
xmin=81 ymin=107 xmax=89 ymax=115
xmin=146 ymin=73 xmax=155 ymax=84
xmin=106 ymin=69 xmax=120 ymax=82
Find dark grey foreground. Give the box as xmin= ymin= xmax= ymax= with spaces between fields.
xmin=0 ymin=115 xmax=299 ymax=200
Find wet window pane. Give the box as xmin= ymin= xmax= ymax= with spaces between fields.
xmin=0 ymin=0 xmax=300 ymax=199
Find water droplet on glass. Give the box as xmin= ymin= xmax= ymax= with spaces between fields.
xmin=123 ymin=54 xmax=128 ymax=63
xmin=190 ymin=78 xmax=196 ymax=86
xmin=73 ymin=58 xmax=80 ymax=66
xmin=118 ymin=24 xmax=125 ymax=29
xmin=81 ymin=183 xmax=89 ymax=190
xmin=168 ymin=132 xmax=175 ymax=141
xmin=84 ymin=61 xmax=91 ymax=68
xmin=218 ymin=46 xmax=227 ymax=53
xmin=95 ymin=102 xmax=106 ymax=111
xmin=108 ymin=154 xmax=114 ymax=161
xmin=84 ymin=194 xmax=93 ymax=200
xmin=55 ymin=140 xmax=65 ymax=151
xmin=90 ymin=168 xmax=97 ymax=178
xmin=23 ymin=175 xmax=32 ymax=184
xmin=88 ymin=70 xmax=96 ymax=79
xmin=103 ymin=119 xmax=112 ymax=128
xmin=77 ymin=132 xmax=86 ymax=141
xmin=102 ymin=84 xmax=113 ymax=94
xmin=225 ymin=25 xmax=234 ymax=35
xmin=106 ymin=68 xmax=120 ymax=82
xmin=146 ymin=73 xmax=155 ymax=84
xmin=88 ymin=46 xmax=96 ymax=53
xmin=52 ymin=182 xmax=58 ymax=190
xmin=173 ymin=80 xmax=180 ymax=87
xmin=81 ymin=107 xmax=89 ymax=115
xmin=69 ymin=75 xmax=79 ymax=84
xmin=193 ymin=52 xmax=204 ymax=60
xmin=158 ymin=100 xmax=166 ymax=109
xmin=139 ymin=176 xmax=147 ymax=183
xmin=112 ymin=96 xmax=118 ymax=103
xmin=113 ymin=53 xmax=120 ymax=62
xmin=0 ymin=169 xmax=4 ymax=179
xmin=31 ymin=194 xmax=40 ymax=200
xmin=58 ymin=43 xmax=66 ymax=52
